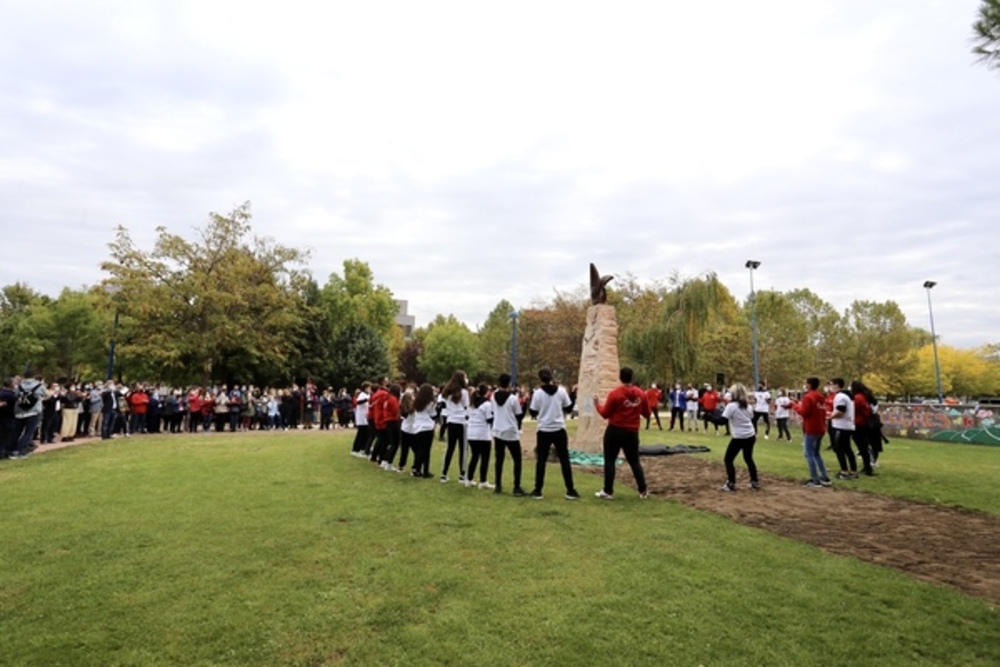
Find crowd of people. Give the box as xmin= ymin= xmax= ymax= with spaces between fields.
xmin=1 ymin=370 xmax=887 ymax=497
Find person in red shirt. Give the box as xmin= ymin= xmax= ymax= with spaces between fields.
xmin=792 ymin=377 xmax=831 ymax=487
xmin=850 ymin=380 xmax=876 ymax=476
xmin=127 ymin=385 xmax=149 ymax=435
xmin=380 ymin=384 xmax=403 ymax=471
xmin=644 ymin=383 xmax=663 ymax=430
xmin=700 ymin=384 xmax=722 ymax=434
xmin=592 ymin=367 xmax=652 ymax=499
xmin=368 ymin=379 xmax=389 ymax=464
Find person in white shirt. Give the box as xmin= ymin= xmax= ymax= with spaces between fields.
xmin=440 ymin=371 xmax=470 ymax=483
xmin=685 ymin=384 xmax=700 ymax=432
xmin=491 ymin=373 xmax=525 ymax=495
xmin=829 ymin=378 xmax=858 ymax=480
xmin=350 ymin=382 xmax=371 ymax=457
xmin=465 ymin=384 xmax=495 ymax=489
xmin=528 ymin=368 xmax=579 ymax=500
xmin=410 ymin=383 xmax=438 ymax=478
xmin=752 ymin=382 xmax=772 ymax=439
xmin=774 ymin=388 xmax=793 ymax=442
xmin=720 ymin=383 xmax=760 ymax=492
xmin=398 ymin=384 xmax=417 ymax=472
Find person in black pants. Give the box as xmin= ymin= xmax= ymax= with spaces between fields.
xmin=0 ymin=379 xmax=17 ymax=458
xmin=592 ymin=367 xmax=651 ymax=499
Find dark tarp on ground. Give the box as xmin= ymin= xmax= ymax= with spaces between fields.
xmin=638 ymin=444 xmax=711 ymax=456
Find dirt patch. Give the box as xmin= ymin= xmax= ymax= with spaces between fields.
xmin=619 ymin=454 xmax=1000 ymax=606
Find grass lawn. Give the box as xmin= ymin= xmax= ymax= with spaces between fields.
xmin=1 ymin=429 xmax=997 ymax=666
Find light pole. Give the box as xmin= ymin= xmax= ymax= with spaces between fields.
xmin=745 ymin=260 xmax=761 ymax=390
xmin=508 ymin=310 xmax=519 ymax=388
xmin=923 ymin=280 xmax=944 ymax=404
xmin=105 ymin=285 xmax=121 ymax=381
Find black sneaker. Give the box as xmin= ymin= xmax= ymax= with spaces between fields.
xmin=512 ymin=487 xmax=526 ymax=497
xmin=801 ymin=480 xmax=821 ymax=488
xmin=530 ymin=490 xmax=544 ymax=500
xmin=564 ymin=490 xmax=580 ymax=500
xmin=819 ymin=478 xmax=832 ymax=487
xmin=749 ymin=481 xmax=761 ymax=491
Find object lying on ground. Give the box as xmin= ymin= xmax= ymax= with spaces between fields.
xmin=638 ymin=444 xmax=711 ymax=456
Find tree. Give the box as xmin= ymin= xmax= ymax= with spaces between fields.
xmin=973 ymin=0 xmax=1000 ymax=72
xmin=517 ymin=291 xmax=588 ymax=387
xmin=30 ymin=288 xmax=108 ymax=380
xmin=0 ymin=283 xmax=47 ymax=377
xmin=899 ymin=344 xmax=1000 ymax=398
xmin=477 ymin=299 xmax=517 ymax=381
xmin=329 ymin=323 xmax=392 ymax=390
xmin=618 ymin=273 xmax=725 ymax=384
xmin=397 ymin=338 xmax=426 ymax=384
xmin=319 ymin=259 xmax=398 ymax=339
xmin=101 ymin=202 xmax=309 ymax=385
xmin=419 ymin=316 xmax=480 ymax=385
xmin=833 ymin=300 xmax=916 ymax=393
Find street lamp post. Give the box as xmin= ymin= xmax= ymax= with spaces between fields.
xmin=508 ymin=310 xmax=519 ymax=388
xmin=745 ymin=260 xmax=761 ymax=390
xmin=923 ymin=281 xmax=944 ymax=404
xmin=105 ymin=285 xmax=121 ymax=381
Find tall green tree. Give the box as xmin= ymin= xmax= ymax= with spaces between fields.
xmin=477 ymin=299 xmax=517 ymax=380
xmin=329 ymin=323 xmax=392 ymax=390
xmin=419 ymin=315 xmax=480 ymax=385
xmin=101 ymin=202 xmax=309 ymax=385
xmin=30 ymin=288 xmax=108 ymax=380
xmin=0 ymin=283 xmax=47 ymax=377
xmin=833 ymin=300 xmax=916 ymax=392
xmin=973 ymin=0 xmax=1000 ymax=71
xmin=319 ymin=259 xmax=398 ymax=339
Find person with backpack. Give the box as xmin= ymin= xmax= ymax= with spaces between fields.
xmin=11 ymin=373 xmax=47 ymax=459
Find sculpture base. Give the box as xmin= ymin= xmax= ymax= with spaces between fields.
xmin=572 ymin=304 xmax=620 ymax=454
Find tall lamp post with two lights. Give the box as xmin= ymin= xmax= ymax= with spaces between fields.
xmin=745 ymin=260 xmax=761 ymax=390
xmin=923 ymin=280 xmax=944 ymax=404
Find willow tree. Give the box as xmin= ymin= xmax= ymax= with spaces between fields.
xmin=101 ymin=202 xmax=309 ymax=385
xmin=619 ymin=272 xmax=725 ymax=383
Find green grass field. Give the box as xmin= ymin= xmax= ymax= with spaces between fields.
xmin=1 ymin=428 xmax=998 ymax=666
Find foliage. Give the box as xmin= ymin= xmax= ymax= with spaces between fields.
xmin=618 ymin=273 xmax=725 ymax=384
xmin=0 ymin=283 xmax=48 ymax=377
xmin=477 ymin=299 xmax=517 ymax=381
xmin=834 ymin=300 xmax=916 ymax=392
xmin=972 ymin=0 xmax=1000 ymax=71
xmin=319 ymin=259 xmax=398 ymax=339
xmin=396 ymin=338 xmax=426 ymax=384
xmin=517 ymin=290 xmax=588 ymax=387
xmin=418 ymin=315 xmax=480 ymax=385
xmin=100 ymin=202 xmax=309 ymax=385
xmin=899 ymin=344 xmax=1000 ymax=398
xmin=328 ymin=323 xmax=392 ymax=390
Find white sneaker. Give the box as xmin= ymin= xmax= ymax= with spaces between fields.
xmin=439 ymin=475 xmax=449 ymax=483
xmin=594 ymin=490 xmax=614 ymax=500
xmin=478 ymin=481 xmax=495 ymax=490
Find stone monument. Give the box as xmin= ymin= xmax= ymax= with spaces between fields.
xmin=572 ymin=264 xmax=621 ymax=454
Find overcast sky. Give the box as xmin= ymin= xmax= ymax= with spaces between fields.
xmin=2 ymin=0 xmax=998 ymax=348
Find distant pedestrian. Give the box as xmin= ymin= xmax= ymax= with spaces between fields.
xmin=752 ymin=382 xmax=771 ymax=439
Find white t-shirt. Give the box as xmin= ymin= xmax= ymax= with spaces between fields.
xmin=443 ymin=390 xmax=469 ymax=424
xmin=491 ymin=390 xmax=523 ymax=441
xmin=467 ymin=400 xmax=493 ymax=441
xmin=530 ymin=385 xmax=571 ymax=432
xmin=723 ymin=402 xmax=756 ymax=439
xmin=831 ymin=392 xmax=855 ymax=431
xmin=412 ymin=403 xmax=436 ymax=433
xmin=774 ymin=396 xmax=791 ymax=419
xmin=686 ymin=389 xmax=699 ymax=412
xmin=754 ymin=390 xmax=771 ymax=413
xmin=354 ymin=391 xmax=369 ymax=426
xmin=401 ymin=401 xmax=417 ymax=434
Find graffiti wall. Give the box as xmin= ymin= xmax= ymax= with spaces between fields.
xmin=877 ymin=403 xmax=999 ymax=445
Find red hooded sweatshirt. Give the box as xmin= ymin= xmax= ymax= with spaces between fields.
xmin=595 ymin=384 xmax=651 ymax=432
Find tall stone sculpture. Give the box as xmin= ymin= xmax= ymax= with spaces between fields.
xmin=572 ymin=264 xmax=621 ymax=454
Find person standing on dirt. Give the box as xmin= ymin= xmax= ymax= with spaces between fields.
xmin=829 ymin=378 xmax=858 ymax=480
xmin=792 ymin=378 xmax=831 ymax=487
xmin=593 ymin=367 xmax=651 ymax=500
xmin=719 ymin=383 xmax=759 ymax=492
